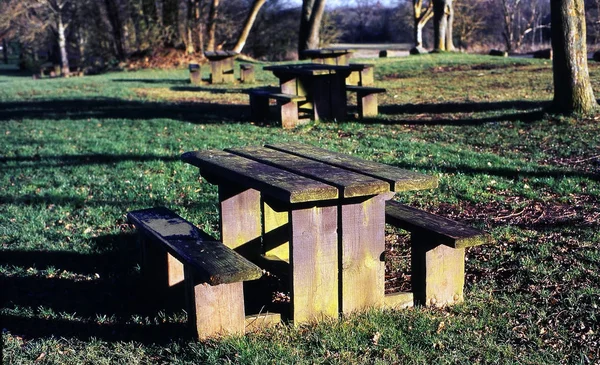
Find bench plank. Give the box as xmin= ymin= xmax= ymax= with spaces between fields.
xmin=127 ymin=207 xmax=262 ymax=285
xmin=385 ymin=201 xmax=488 ymax=249
xmin=266 ymin=143 xmax=438 ymax=192
xmin=226 ymin=146 xmax=389 ymax=198
xmin=346 ymin=85 xmax=386 ymax=94
xmin=182 ymin=150 xmax=338 ymax=203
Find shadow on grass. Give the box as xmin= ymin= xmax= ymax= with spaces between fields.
xmin=171 ymin=86 xmax=247 ymax=94
xmin=0 ymin=233 xmax=193 ymax=343
xmin=390 ymin=160 xmax=600 ymax=182
xmin=0 ymin=98 xmax=249 ymax=124
xmin=368 ymin=100 xmax=549 ymax=126
xmin=111 ymin=78 xmax=190 ymax=85
xmin=0 ymin=153 xmax=180 ymax=169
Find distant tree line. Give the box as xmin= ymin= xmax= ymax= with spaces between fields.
xmin=1 ymin=0 xmax=600 ymax=71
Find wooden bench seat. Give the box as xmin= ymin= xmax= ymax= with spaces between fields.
xmin=247 ymin=87 xmax=307 ymax=129
xmin=346 ymin=85 xmax=386 ymax=118
xmin=385 ymin=200 xmax=491 ymax=307
xmin=240 ymin=63 xmax=255 ymax=83
xmin=128 ymin=207 xmax=268 ymax=339
xmin=189 ymin=62 xmax=202 ymax=85
xmin=347 ymin=63 xmax=375 ymax=86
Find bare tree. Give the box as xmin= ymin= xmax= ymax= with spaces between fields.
xmin=298 ymin=0 xmax=327 ymax=58
xmin=551 ymin=0 xmax=597 ymax=113
xmin=233 ymin=0 xmax=267 ymax=53
xmin=453 ymin=0 xmax=486 ymax=49
xmin=206 ymin=0 xmax=220 ymax=51
xmin=413 ymin=0 xmax=433 ymax=48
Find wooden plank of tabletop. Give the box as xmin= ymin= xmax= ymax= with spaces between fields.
xmin=266 ymin=143 xmax=439 ymax=192
xmin=226 ymin=146 xmax=389 ymax=198
xmin=182 ymin=150 xmax=338 ymax=204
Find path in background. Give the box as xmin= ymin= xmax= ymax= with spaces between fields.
xmin=330 ymin=43 xmax=411 ymax=59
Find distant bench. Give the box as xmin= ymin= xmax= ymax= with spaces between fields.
xmin=385 ymin=201 xmax=491 ymax=307
xmin=347 ymin=85 xmax=386 ymax=118
xmin=128 ymin=207 xmax=279 ymax=339
xmin=247 ymin=86 xmax=307 ymax=129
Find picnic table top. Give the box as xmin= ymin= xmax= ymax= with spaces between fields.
xmin=264 ymin=63 xmax=353 ymax=76
xmin=302 ymin=48 xmax=356 ymax=56
xmin=204 ymin=51 xmax=239 ymax=60
xmin=181 ymin=143 xmax=438 ymax=204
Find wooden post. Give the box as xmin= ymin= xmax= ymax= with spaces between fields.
xmin=411 ymin=232 xmax=465 ymax=307
xmin=360 ymin=66 xmax=374 ymax=86
xmin=339 ymin=193 xmax=391 ymax=314
xmin=290 ymin=204 xmax=338 ymax=323
xmin=240 ymin=64 xmax=255 ymax=83
xmin=184 ymin=267 xmax=246 ymax=339
xmin=210 ymin=60 xmax=224 ymax=83
xmin=223 ymin=57 xmax=235 ymax=83
xmin=140 ymin=235 xmax=184 ymax=289
xmin=249 ymin=93 xmax=270 ymax=122
xmin=219 ymin=185 xmax=262 ymax=260
xmin=189 ymin=63 xmax=201 ymax=85
xmin=357 ymin=91 xmax=379 ymax=118
xmin=279 ymin=99 xmax=300 ymax=129
xmin=329 ymin=74 xmax=347 ymax=121
xmin=263 ymin=200 xmax=290 ymax=261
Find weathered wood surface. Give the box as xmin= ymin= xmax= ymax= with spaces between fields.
xmin=239 ymin=63 xmax=255 ymax=83
xmin=127 ymin=207 xmax=263 ymax=285
xmin=264 ymin=63 xmax=352 ymax=77
xmin=218 ymin=185 xmax=262 ymax=259
xmin=347 ymin=63 xmax=375 ymax=86
xmin=186 ymin=274 xmax=246 ymax=339
xmin=262 ymin=199 xmax=290 ymax=261
xmin=226 ymin=146 xmax=389 ymax=198
xmin=204 ymin=50 xmax=239 ymax=59
xmin=346 ymin=85 xmax=386 ymax=94
xmin=346 ymin=85 xmax=386 ymax=118
xmin=384 ymin=292 xmax=414 ymax=308
xmin=245 ymin=312 xmax=282 ymax=331
xmin=339 ymin=194 xmax=389 ymax=313
xmin=411 ymin=233 xmax=466 ymax=306
xmin=385 ymin=201 xmax=489 ymax=248
xmin=182 ymin=150 xmax=338 ymax=203
xmin=266 ymin=143 xmax=438 ymax=192
xmin=291 ymin=205 xmax=339 ymax=323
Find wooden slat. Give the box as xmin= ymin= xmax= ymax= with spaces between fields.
xmin=385 ymin=201 xmax=489 ymax=249
xmin=266 ymin=143 xmax=438 ymax=192
xmin=226 ymin=147 xmax=389 ymax=198
xmin=127 ymin=207 xmax=262 ymax=285
xmin=346 ymin=85 xmax=387 ymax=93
xmin=182 ymin=150 xmax=338 ymax=203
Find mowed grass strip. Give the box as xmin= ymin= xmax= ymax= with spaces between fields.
xmin=1 ymin=54 xmax=599 ymax=364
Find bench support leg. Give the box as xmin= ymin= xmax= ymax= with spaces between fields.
xmin=279 ymin=100 xmax=300 ymax=129
xmin=411 ymin=233 xmax=465 ymax=307
xmin=140 ymin=236 xmax=184 ymax=288
xmin=240 ymin=67 xmax=255 ymax=83
xmin=185 ymin=268 xmax=246 ymax=339
xmin=357 ymin=92 xmax=379 ymax=118
xmin=290 ymin=205 xmax=338 ymax=324
xmin=190 ymin=70 xmax=202 ymax=85
xmin=249 ymin=94 xmax=270 ymax=122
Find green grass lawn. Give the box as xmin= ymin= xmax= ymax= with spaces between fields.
xmin=1 ymin=54 xmax=599 ymax=364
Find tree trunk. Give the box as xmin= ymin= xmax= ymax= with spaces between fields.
xmin=57 ymin=11 xmax=70 ymax=75
xmin=413 ymin=0 xmax=433 ymax=48
xmin=551 ymin=0 xmax=597 ymax=114
xmin=155 ymin=0 xmax=164 ymax=26
xmin=206 ymin=0 xmax=220 ymax=51
xmin=298 ymin=0 xmax=327 ymax=58
xmin=432 ymin=0 xmax=453 ymax=51
xmin=232 ymin=0 xmax=267 ymax=53
xmin=178 ymin=0 xmax=190 ymax=51
xmin=192 ymin=0 xmax=204 ymax=53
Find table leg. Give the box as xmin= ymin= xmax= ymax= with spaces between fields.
xmin=339 ymin=193 xmax=392 ymax=313
xmin=310 ymin=76 xmax=332 ymax=121
xmin=223 ymin=57 xmax=235 ymax=83
xmin=329 ymin=74 xmax=347 ymax=121
xmin=290 ymin=204 xmax=338 ymax=323
xmin=219 ymin=185 xmax=262 ymax=259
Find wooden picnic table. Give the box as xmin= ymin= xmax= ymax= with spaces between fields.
xmin=263 ymin=63 xmax=353 ymax=121
xmin=182 ymin=143 xmax=438 ymax=324
xmin=301 ymin=48 xmax=355 ymax=65
xmin=204 ymin=50 xmax=238 ymax=84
